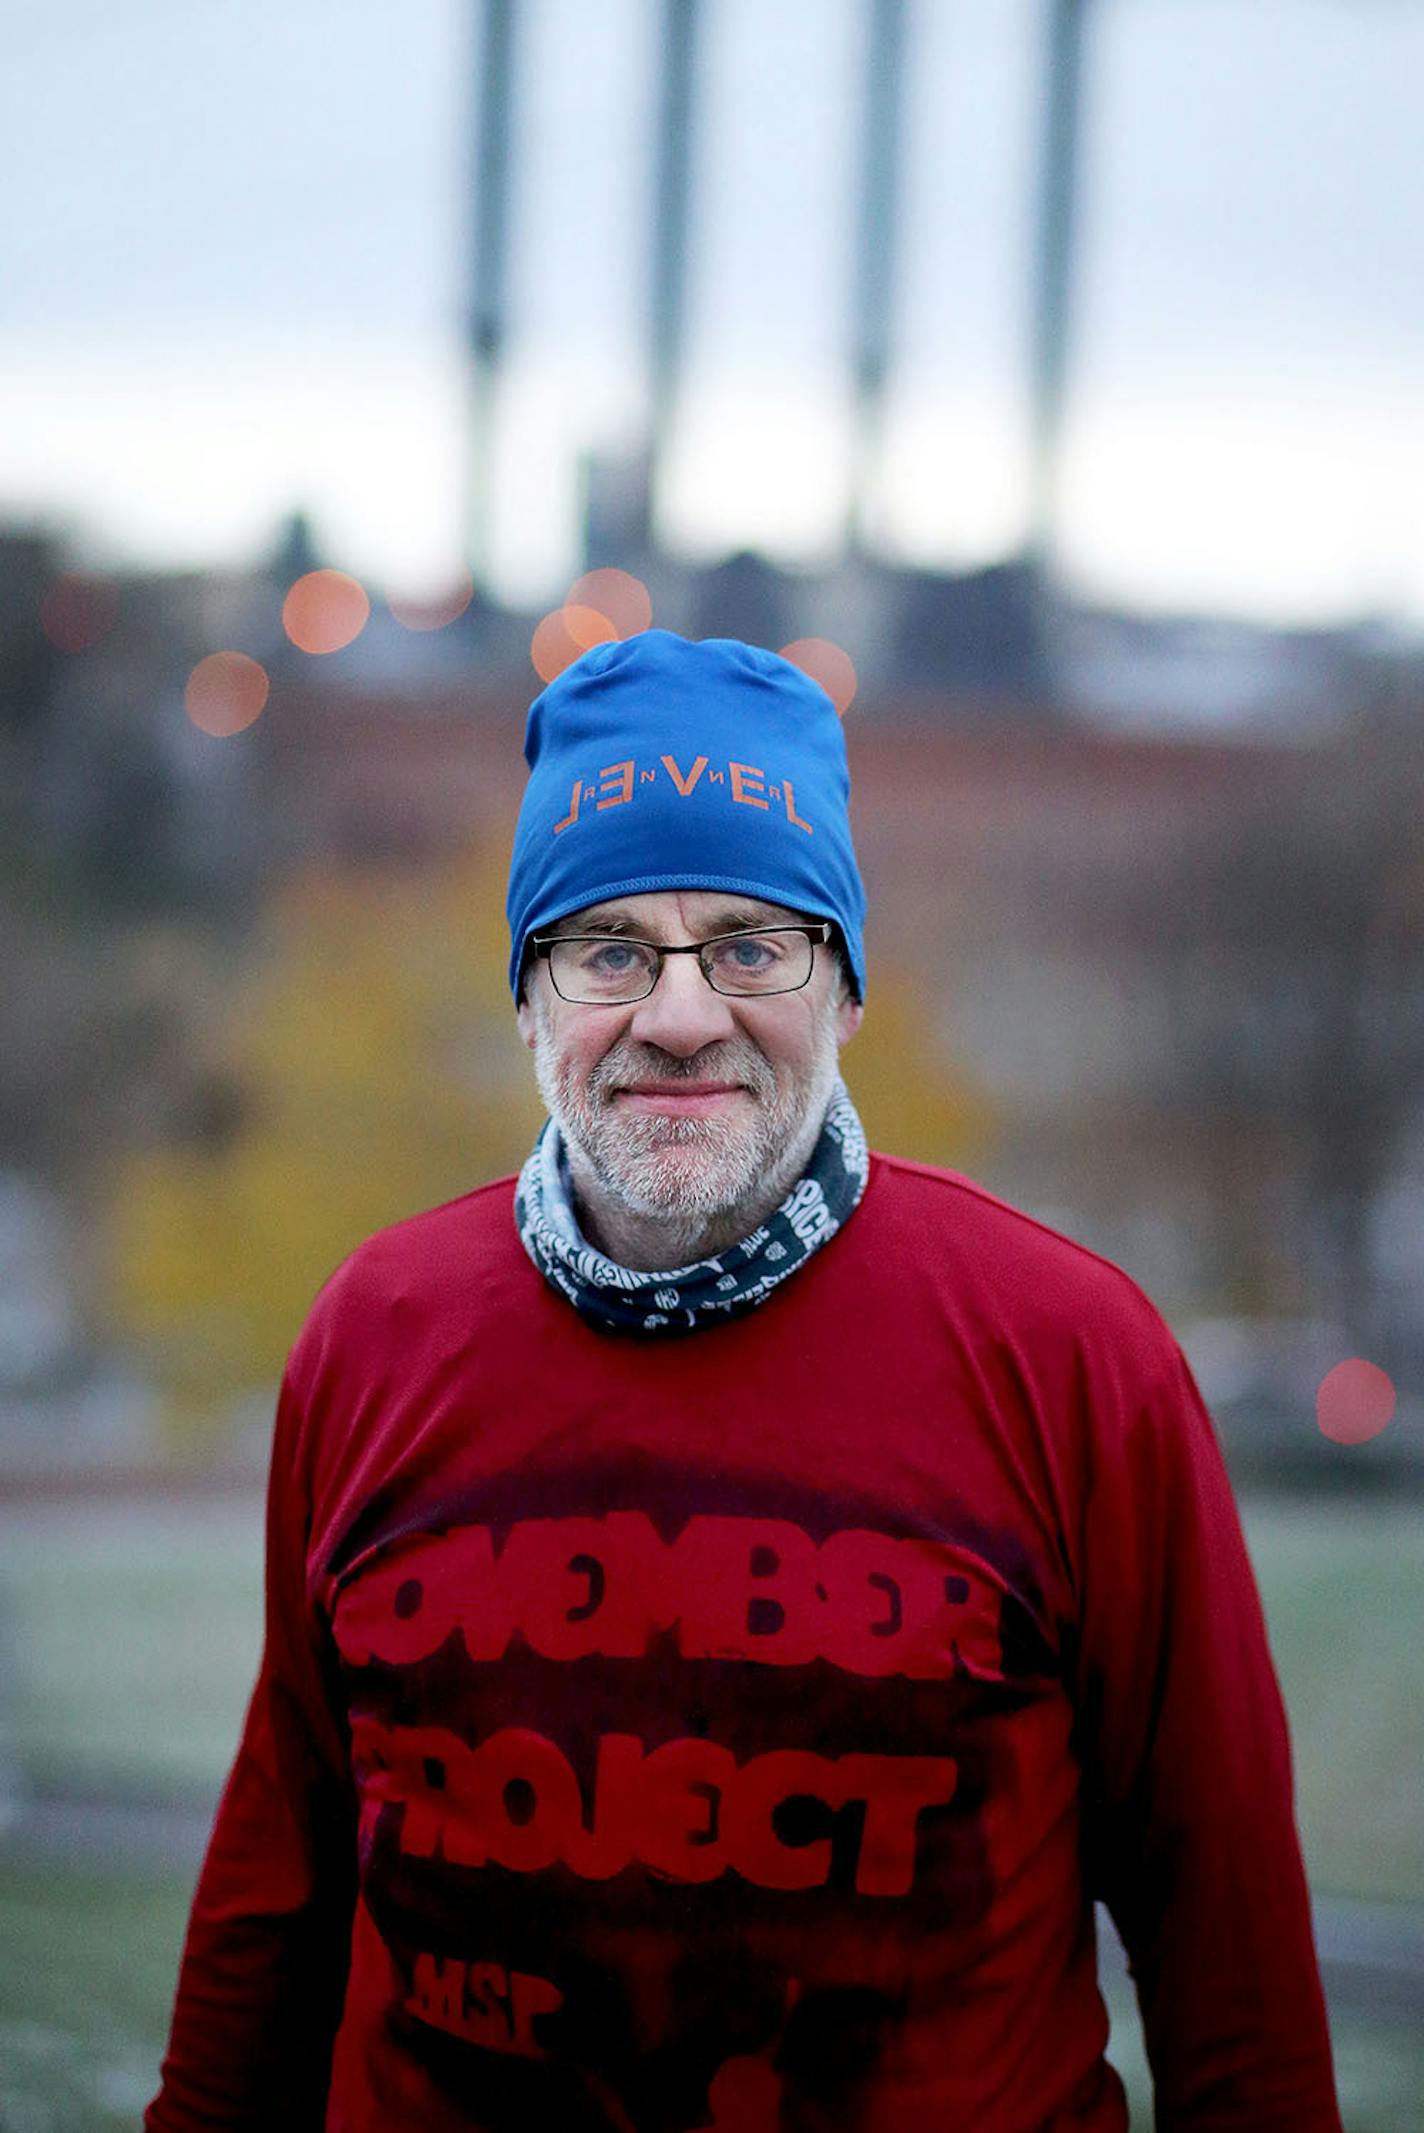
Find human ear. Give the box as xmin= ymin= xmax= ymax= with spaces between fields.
xmin=836 ymin=995 xmax=864 ymax=1046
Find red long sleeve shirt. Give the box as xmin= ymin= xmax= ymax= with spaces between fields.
xmin=147 ymin=1155 xmax=1341 ymax=2131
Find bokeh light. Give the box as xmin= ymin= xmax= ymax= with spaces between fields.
xmin=282 ymin=569 xmax=370 ymax=654
xmin=184 ymin=651 xmax=270 ymax=737
xmin=778 ymin=636 xmax=857 ymax=715
xmin=388 ymin=573 xmax=475 ymax=632
xmin=563 ymin=567 xmax=653 ymax=642
xmin=39 ymin=574 xmax=119 ymax=653
xmin=531 ymin=604 xmax=618 ymax=684
xmin=1316 ymin=1358 xmax=1397 ymax=1445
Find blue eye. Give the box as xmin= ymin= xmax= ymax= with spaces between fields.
xmin=708 ymin=933 xmax=782 ymax=974
xmin=585 ymin=941 xmax=644 ymax=974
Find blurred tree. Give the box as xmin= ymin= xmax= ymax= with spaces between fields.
xmin=1130 ymin=673 xmax=1424 ymax=1356
xmin=105 ymin=851 xmax=542 ymax=1440
xmin=846 ymin=966 xmax=997 ymax=1175
xmin=0 ymin=532 xmax=60 ymax=739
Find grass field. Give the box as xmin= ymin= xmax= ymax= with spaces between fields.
xmin=0 ymin=1860 xmax=190 ymax=2133
xmin=0 ymin=1496 xmax=262 ymax=1798
xmin=0 ymin=1488 xmax=1420 ymax=2128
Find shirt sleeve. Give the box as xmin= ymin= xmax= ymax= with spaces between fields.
xmin=1073 ymin=1331 xmax=1343 ymax=2131
xmin=145 ymin=1356 xmax=357 ymax=2131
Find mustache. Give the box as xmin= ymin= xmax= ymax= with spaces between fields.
xmin=589 ymin=1042 xmax=775 ymax=1100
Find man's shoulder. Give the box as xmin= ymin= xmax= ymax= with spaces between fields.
xmin=863 ymin=1151 xmax=1179 ymax=1367
xmin=867 ymin=1148 xmax=1114 ymax=1268
xmin=295 ymin=1175 xmax=523 ymax=1344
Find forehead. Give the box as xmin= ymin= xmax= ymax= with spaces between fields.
xmin=558 ymin=890 xmax=808 ymax=937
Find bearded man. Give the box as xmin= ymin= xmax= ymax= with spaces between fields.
xmin=148 ymin=630 xmax=1342 ymax=2132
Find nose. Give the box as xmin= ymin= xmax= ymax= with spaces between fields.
xmin=624 ymin=950 xmax=738 ymax=1057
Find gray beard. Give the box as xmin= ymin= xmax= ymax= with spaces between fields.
xmin=530 ymin=1017 xmax=843 ymax=1269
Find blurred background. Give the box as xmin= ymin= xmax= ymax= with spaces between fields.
xmin=1 ymin=1 xmax=1421 ymax=2125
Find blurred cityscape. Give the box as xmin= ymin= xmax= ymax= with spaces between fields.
xmin=2 ymin=485 xmax=1421 ymax=1487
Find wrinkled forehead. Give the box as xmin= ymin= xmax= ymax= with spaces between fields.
xmin=556 ymin=889 xmax=810 ymax=940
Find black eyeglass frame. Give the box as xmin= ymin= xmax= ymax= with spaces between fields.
xmin=530 ymin=922 xmax=834 ymax=1005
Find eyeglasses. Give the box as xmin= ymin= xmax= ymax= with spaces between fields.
xmin=531 ymin=923 xmax=832 ymax=1005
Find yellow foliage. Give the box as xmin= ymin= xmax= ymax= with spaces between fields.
xmin=845 ymin=968 xmax=996 ymax=1174
xmin=106 ymin=852 xmax=542 ymax=1426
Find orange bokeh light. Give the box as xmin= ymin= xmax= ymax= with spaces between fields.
xmin=282 ymin=569 xmax=370 ymax=655
xmin=778 ymin=637 xmax=857 ymax=716
xmin=531 ymin=604 xmax=618 ymax=684
xmin=185 ymin=651 xmax=270 ymax=737
xmin=1316 ymin=1359 xmax=1397 ymax=1445
xmin=39 ymin=574 xmax=119 ymax=653
xmin=564 ymin=567 xmax=653 ymax=642
xmin=388 ymin=574 xmax=476 ymax=633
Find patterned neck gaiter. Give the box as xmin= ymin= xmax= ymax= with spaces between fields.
xmin=514 ymin=1079 xmax=870 ymax=1336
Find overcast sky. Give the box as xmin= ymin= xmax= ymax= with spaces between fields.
xmin=2 ymin=0 xmax=1421 ymax=621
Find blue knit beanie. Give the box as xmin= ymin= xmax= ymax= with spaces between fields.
xmin=506 ymin=630 xmax=867 ymax=999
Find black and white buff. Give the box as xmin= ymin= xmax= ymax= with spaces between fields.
xmin=514 ymin=1078 xmax=870 ymax=1336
